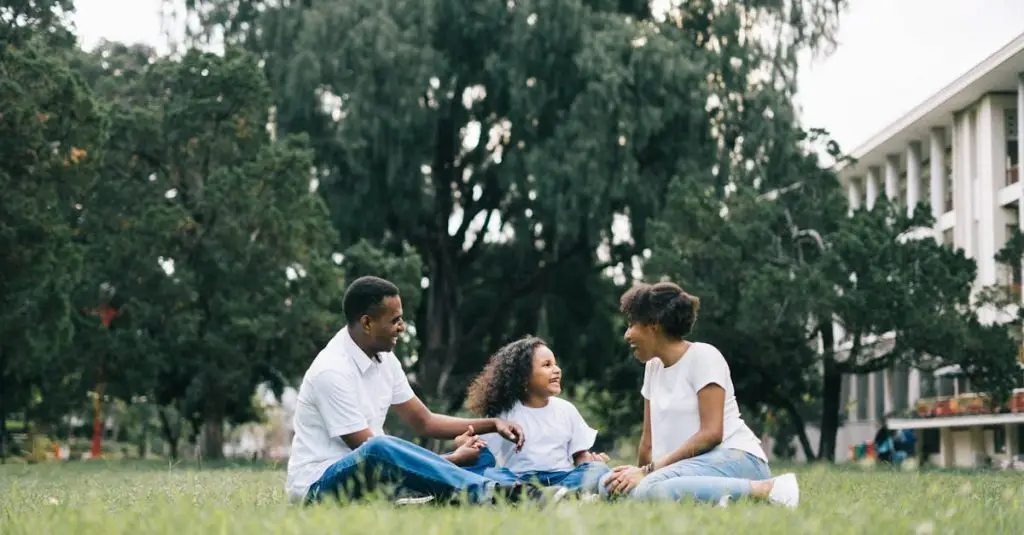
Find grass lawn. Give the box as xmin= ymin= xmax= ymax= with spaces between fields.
xmin=2 ymin=460 xmax=1022 ymax=534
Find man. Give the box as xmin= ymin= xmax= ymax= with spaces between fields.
xmin=286 ymin=275 xmax=528 ymax=505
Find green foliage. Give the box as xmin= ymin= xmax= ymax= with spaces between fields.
xmin=0 ymin=32 xmax=106 ymax=428
xmin=172 ymin=0 xmax=852 ymax=425
xmin=0 ymin=0 xmax=75 ymax=48
xmin=61 ymin=48 xmax=346 ymax=458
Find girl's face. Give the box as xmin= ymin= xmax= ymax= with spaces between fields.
xmin=527 ymin=345 xmax=562 ymax=397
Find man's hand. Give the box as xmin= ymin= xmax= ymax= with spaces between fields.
xmin=603 ymin=465 xmax=645 ymax=495
xmin=576 ymin=451 xmax=610 ymax=464
xmin=493 ymin=419 xmax=525 ymax=451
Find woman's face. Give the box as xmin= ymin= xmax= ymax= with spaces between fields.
xmin=624 ymin=322 xmax=658 ymax=363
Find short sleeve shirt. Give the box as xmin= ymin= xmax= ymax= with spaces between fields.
xmin=285 ymin=327 xmax=414 ymax=502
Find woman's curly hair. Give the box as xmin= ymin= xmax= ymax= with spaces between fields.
xmin=464 ymin=335 xmax=547 ymax=418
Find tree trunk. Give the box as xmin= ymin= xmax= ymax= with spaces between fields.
xmin=817 ymin=326 xmax=842 ymax=462
xmin=0 ymin=344 xmax=6 ymax=463
xmin=158 ymin=406 xmax=180 ymax=461
xmin=201 ymin=388 xmax=225 ymax=461
xmin=420 ymin=250 xmax=462 ymax=404
xmin=137 ymin=408 xmax=149 ymax=459
xmin=777 ymin=396 xmax=816 ymax=461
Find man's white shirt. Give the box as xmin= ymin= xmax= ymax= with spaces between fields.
xmin=285 ymin=327 xmax=414 ymax=502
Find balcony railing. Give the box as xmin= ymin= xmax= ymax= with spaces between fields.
xmin=1008 ymin=166 xmax=1020 ymax=186
xmin=912 ymin=389 xmax=1024 ymax=418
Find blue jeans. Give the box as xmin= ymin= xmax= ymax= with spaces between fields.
xmin=464 ymin=447 xmax=611 ymax=493
xmin=305 ymin=436 xmax=502 ymax=504
xmin=599 ymin=448 xmax=771 ymax=503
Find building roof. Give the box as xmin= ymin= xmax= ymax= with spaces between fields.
xmin=838 ymin=31 xmax=1024 ymax=184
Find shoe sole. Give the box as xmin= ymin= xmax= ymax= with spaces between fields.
xmin=395 ymin=496 xmax=435 ymax=505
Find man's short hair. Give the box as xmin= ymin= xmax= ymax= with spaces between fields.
xmin=342 ymin=276 xmax=401 ymax=325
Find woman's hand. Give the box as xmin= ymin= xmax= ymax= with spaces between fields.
xmin=603 ymin=464 xmax=645 ymax=495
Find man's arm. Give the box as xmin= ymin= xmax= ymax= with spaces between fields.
xmin=340 ymin=428 xmax=375 ymax=450
xmin=392 ymin=396 xmax=504 ymax=438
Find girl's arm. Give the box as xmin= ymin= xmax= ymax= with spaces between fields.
xmin=644 ymin=384 xmax=724 ymax=472
xmin=572 ymin=450 xmax=610 ymax=465
xmin=638 ymin=398 xmax=653 ymax=466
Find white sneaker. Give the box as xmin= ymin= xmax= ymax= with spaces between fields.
xmin=395 ymin=495 xmax=435 ymax=505
xmin=716 ymin=495 xmax=732 ymax=508
xmin=767 ymin=473 xmax=799 ymax=509
xmin=548 ymin=486 xmax=573 ymax=503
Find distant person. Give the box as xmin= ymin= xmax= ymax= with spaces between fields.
xmin=600 ymin=281 xmax=800 ymax=508
xmin=874 ymin=417 xmax=894 ymax=464
xmin=286 ymin=276 xmax=529 ymax=505
xmin=460 ymin=335 xmax=611 ymax=496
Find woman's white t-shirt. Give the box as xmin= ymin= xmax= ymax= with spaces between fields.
xmin=480 ymin=397 xmax=597 ymax=473
xmin=641 ymin=342 xmax=767 ymax=463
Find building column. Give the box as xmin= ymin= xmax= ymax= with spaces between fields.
xmin=1018 ymin=74 xmax=1024 ymax=307
xmin=866 ymin=167 xmax=880 ymax=209
xmin=883 ymin=369 xmax=893 ymax=415
xmin=911 ymin=137 xmax=931 ymax=404
xmin=976 ymin=98 xmax=999 ymax=286
xmin=847 ymin=178 xmax=861 ymax=215
xmin=906 ymin=141 xmax=922 ymax=217
xmin=1005 ymin=424 xmax=1018 ymax=457
xmin=929 ymin=127 xmax=947 ymax=231
xmin=884 ymin=155 xmax=900 ymax=201
xmin=954 ymin=111 xmax=975 ymax=258
xmin=940 ymin=427 xmax=955 ymax=468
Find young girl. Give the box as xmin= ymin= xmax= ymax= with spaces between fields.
xmin=459 ymin=335 xmax=611 ymax=495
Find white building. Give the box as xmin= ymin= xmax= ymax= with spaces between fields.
xmin=828 ymin=31 xmax=1024 ymax=468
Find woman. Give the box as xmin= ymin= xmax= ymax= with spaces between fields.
xmin=600 ymin=281 xmax=800 ymax=508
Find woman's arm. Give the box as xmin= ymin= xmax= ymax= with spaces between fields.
xmin=645 ymin=384 xmax=724 ymax=472
xmin=637 ymin=398 xmax=653 ymax=466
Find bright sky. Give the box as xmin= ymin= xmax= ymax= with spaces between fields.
xmin=72 ymin=0 xmax=1024 ymax=160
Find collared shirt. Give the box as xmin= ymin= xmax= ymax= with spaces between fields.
xmin=285 ymin=327 xmax=415 ymax=502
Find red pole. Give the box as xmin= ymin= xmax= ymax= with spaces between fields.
xmin=90 ymin=361 xmax=104 ymax=458
xmin=89 ymin=305 xmax=116 ymax=459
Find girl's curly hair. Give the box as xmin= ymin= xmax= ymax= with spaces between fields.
xmin=464 ymin=335 xmax=547 ymax=417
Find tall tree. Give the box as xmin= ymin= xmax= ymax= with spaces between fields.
xmin=179 ymin=0 xmax=849 ymax=412
xmin=0 ymin=9 xmax=105 ymax=458
xmin=68 ymin=47 xmax=345 ymax=459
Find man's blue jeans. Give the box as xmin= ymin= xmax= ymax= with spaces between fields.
xmin=598 ymin=447 xmax=771 ymax=503
xmin=305 ymin=436 xmax=502 ymax=504
xmin=464 ymin=446 xmax=611 ymax=493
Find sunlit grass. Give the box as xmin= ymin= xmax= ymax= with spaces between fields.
xmin=2 ymin=460 xmax=1022 ymax=534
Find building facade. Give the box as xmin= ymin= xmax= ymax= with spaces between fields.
xmin=825 ymin=32 xmax=1024 ymax=468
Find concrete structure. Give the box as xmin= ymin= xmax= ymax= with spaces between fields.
xmin=827 ymin=32 xmax=1024 ymax=468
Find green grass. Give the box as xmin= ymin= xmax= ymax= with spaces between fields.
xmin=2 ymin=461 xmax=1023 ymax=534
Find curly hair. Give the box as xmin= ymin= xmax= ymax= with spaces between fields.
xmin=619 ymin=281 xmax=701 ymax=339
xmin=464 ymin=335 xmax=547 ymax=418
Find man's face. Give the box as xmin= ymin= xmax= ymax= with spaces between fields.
xmin=363 ymin=295 xmax=405 ymax=353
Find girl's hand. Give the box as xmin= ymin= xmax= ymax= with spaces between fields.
xmin=604 ymin=465 xmax=645 ymax=495
xmin=454 ymin=425 xmax=480 ymax=448
xmin=577 ymin=451 xmax=610 ymax=463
